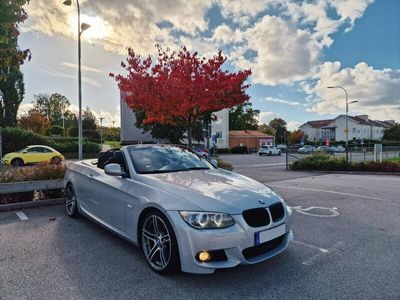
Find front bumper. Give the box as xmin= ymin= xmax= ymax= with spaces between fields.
xmin=166 ymin=206 xmax=293 ymax=274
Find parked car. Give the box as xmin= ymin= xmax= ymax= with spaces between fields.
xmin=258 ymin=145 xmax=282 ymax=156
xmin=331 ymin=145 xmax=345 ymax=153
xmin=65 ymin=145 xmax=293 ymax=274
xmin=193 ymin=146 xmax=209 ymax=158
xmin=297 ymin=145 xmax=315 ymax=154
xmin=276 ymin=144 xmax=287 ymax=152
xmin=1 ymin=145 xmax=64 ymax=166
xmin=316 ymin=146 xmax=335 ymax=154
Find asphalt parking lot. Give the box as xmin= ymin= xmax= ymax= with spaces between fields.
xmin=1 ymin=154 xmax=399 ymax=299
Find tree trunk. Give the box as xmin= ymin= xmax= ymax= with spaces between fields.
xmin=187 ymin=123 xmax=193 ymax=148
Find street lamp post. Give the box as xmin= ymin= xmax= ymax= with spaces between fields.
xmin=327 ymin=86 xmax=358 ymax=164
xmin=63 ymin=0 xmax=90 ymax=160
xmin=99 ymin=117 xmax=104 ymax=146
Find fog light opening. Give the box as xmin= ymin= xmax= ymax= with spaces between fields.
xmin=197 ymin=251 xmax=211 ymax=262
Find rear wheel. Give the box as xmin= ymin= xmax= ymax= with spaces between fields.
xmin=11 ymin=158 xmax=24 ymax=167
xmin=65 ymin=183 xmax=79 ymax=218
xmin=278 ymin=151 xmax=281 ymax=156
xmin=268 ymin=151 xmax=272 ymax=156
xmin=141 ymin=211 xmax=180 ymax=274
xmin=51 ymin=156 xmax=62 ymax=164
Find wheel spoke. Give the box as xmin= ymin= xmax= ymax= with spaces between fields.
xmin=152 ymin=216 xmax=160 ymax=235
xmin=147 ymin=244 xmax=159 ymax=263
xmin=160 ymin=234 xmax=170 ymax=244
xmin=159 ymin=248 xmax=167 ymax=266
xmin=142 ymin=229 xmax=157 ymax=242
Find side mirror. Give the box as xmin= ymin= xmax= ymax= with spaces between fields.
xmin=104 ymin=163 xmax=125 ymax=177
xmin=211 ymin=159 xmax=218 ymax=167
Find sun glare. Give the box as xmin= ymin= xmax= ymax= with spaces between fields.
xmin=68 ymin=14 xmax=110 ymax=40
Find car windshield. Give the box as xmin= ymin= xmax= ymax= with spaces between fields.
xmin=127 ymin=145 xmax=211 ymax=174
xmin=17 ymin=147 xmax=29 ymax=153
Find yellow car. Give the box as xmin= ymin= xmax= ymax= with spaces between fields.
xmin=2 ymin=145 xmax=64 ymax=166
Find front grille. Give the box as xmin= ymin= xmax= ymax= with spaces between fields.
xmin=242 ymin=208 xmax=270 ymax=227
xmin=242 ymin=235 xmax=285 ymax=260
xmin=269 ymin=202 xmax=284 ymax=222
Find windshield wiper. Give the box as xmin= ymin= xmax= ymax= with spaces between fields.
xmin=187 ymin=167 xmax=209 ymax=170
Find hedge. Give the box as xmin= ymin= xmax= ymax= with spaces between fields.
xmin=1 ymin=127 xmax=100 ymax=154
xmin=67 ymin=127 xmax=101 ymax=143
xmin=231 ymin=146 xmax=248 ymax=154
xmin=290 ymin=153 xmax=400 ymax=172
xmin=46 ymin=125 xmax=65 ymax=136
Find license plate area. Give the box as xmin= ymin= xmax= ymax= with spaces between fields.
xmin=255 ymin=224 xmax=286 ymax=245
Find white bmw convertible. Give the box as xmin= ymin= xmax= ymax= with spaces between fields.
xmin=64 ymin=145 xmax=293 ymax=274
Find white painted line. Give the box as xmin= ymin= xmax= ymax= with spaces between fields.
xmin=290 ymin=206 xmax=340 ymax=218
xmin=292 ymin=240 xmax=329 ymax=253
xmin=16 ymin=212 xmax=28 ymax=221
xmin=302 ymin=241 xmax=345 ymax=266
xmin=268 ymin=184 xmax=385 ymax=201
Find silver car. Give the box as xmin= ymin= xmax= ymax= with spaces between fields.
xmin=64 ymin=145 xmax=293 ymax=274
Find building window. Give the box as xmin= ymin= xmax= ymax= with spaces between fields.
xmin=352 ymin=128 xmax=356 ymax=134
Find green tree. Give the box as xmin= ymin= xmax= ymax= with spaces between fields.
xmin=82 ymin=106 xmax=97 ymax=130
xmin=383 ymin=124 xmax=400 ymax=141
xmin=229 ymin=102 xmax=260 ymax=130
xmin=33 ymin=93 xmax=71 ymax=126
xmin=0 ymin=0 xmax=30 ymax=126
xmin=269 ymin=118 xmax=287 ymax=144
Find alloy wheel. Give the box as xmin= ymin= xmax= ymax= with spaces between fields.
xmin=65 ymin=184 xmax=79 ymax=217
xmin=142 ymin=215 xmax=172 ymax=271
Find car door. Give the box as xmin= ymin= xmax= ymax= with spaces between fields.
xmin=23 ymin=147 xmax=43 ymax=163
xmin=87 ymin=153 xmax=133 ymax=231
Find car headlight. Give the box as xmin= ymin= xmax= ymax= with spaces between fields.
xmin=179 ymin=211 xmax=235 ymax=229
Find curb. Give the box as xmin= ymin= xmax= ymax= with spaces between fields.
xmin=0 ymin=198 xmax=65 ymax=212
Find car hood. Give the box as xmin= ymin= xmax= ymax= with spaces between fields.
xmin=136 ymin=168 xmax=283 ymax=214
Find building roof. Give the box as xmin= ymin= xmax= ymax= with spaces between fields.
xmin=229 ymin=130 xmax=273 ymax=138
xmin=301 ymin=119 xmax=334 ymax=128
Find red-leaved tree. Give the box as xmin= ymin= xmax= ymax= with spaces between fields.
xmin=111 ymin=45 xmax=251 ymax=147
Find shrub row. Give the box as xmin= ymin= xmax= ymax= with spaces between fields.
xmin=0 ymin=162 xmax=66 ymax=183
xmin=1 ymin=127 xmax=100 ymax=154
xmin=290 ymin=153 xmax=400 ymax=172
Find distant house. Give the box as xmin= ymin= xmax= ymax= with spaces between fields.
xmin=299 ymin=114 xmax=395 ymax=142
xmin=229 ymin=130 xmax=274 ymax=150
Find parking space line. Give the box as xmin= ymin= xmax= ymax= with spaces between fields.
xmin=16 ymin=212 xmax=28 ymax=221
xmin=302 ymin=241 xmax=345 ymax=266
xmin=268 ymin=185 xmax=385 ymax=201
xmin=292 ymin=240 xmax=329 ymax=253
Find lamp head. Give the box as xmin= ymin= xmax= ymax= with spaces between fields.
xmin=81 ymin=23 xmax=91 ymax=32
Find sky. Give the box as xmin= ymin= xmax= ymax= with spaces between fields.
xmin=18 ymin=0 xmax=400 ymax=129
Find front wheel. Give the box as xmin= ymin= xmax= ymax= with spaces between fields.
xmin=11 ymin=158 xmax=24 ymax=167
xmin=51 ymin=156 xmax=62 ymax=164
xmin=141 ymin=211 xmax=180 ymax=274
xmin=65 ymin=183 xmax=79 ymax=218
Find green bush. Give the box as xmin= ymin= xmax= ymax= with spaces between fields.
xmin=290 ymin=153 xmax=400 ymax=172
xmin=1 ymin=127 xmax=100 ymax=155
xmin=230 ymin=146 xmax=248 ymax=154
xmin=1 ymin=127 xmax=49 ymax=154
xmin=67 ymin=127 xmax=100 ymax=143
xmin=46 ymin=125 xmax=65 ymax=136
xmin=216 ymin=148 xmax=231 ymax=154
xmin=0 ymin=162 xmax=66 ymax=183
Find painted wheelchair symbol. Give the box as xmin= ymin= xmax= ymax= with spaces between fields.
xmin=290 ymin=206 xmax=340 ymax=218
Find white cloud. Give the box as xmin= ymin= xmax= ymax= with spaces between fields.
xmin=264 ymin=97 xmax=301 ymax=106
xmin=17 ymin=103 xmax=34 ymax=117
xmin=308 ymin=61 xmax=400 ymax=121
xmin=61 ymin=62 xmax=103 ymax=74
xmin=287 ymin=120 xmax=301 ymax=131
xmin=232 ymin=16 xmax=321 ymax=85
xmin=257 ymin=111 xmax=280 ymax=124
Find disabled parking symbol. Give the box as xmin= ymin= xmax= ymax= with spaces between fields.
xmin=290 ymin=206 xmax=339 ymax=218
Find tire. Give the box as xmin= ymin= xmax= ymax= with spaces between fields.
xmin=65 ymin=183 xmax=80 ymax=218
xmin=278 ymin=151 xmax=281 ymax=156
xmin=11 ymin=158 xmax=24 ymax=167
xmin=51 ymin=156 xmax=62 ymax=164
xmin=268 ymin=151 xmax=272 ymax=156
xmin=259 ymin=153 xmax=262 ymax=156
xmin=140 ymin=210 xmax=180 ymax=275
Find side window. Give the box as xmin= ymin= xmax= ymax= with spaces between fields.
xmin=41 ymin=147 xmax=52 ymax=153
xmin=26 ymin=147 xmax=41 ymax=153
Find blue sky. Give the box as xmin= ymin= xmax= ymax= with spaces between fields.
xmin=19 ymin=0 xmax=400 ymax=129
